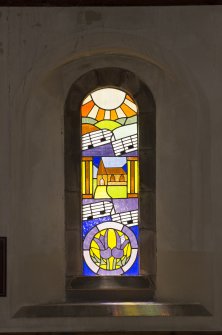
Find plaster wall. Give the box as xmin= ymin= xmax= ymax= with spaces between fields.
xmin=0 ymin=5 xmax=221 ymax=331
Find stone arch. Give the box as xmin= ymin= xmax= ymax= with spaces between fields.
xmin=65 ymin=67 xmax=156 ymax=301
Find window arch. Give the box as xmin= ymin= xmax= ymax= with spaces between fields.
xmin=65 ymin=68 xmax=156 ymax=300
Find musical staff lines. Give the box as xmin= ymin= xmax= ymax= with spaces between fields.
xmin=83 ymin=201 xmax=138 ymax=227
xmin=82 ymin=129 xmax=112 ymax=151
xmin=112 ymin=134 xmax=137 ymax=156
xmin=82 ymin=201 xmax=114 ymax=221
xmin=111 ymin=210 xmax=138 ymax=227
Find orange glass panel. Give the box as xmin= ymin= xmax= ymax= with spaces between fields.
xmin=120 ymin=103 xmax=137 ymax=117
xmin=130 ymin=161 xmax=135 ymax=194
xmin=126 ymin=94 xmax=134 ymax=102
xmin=96 ymin=108 xmax=105 ymax=121
xmin=110 ymin=109 xmax=118 ymax=120
xmin=82 ymin=124 xmax=99 ymax=135
xmin=81 ymin=100 xmax=95 ymax=117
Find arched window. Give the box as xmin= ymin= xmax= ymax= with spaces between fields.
xmin=65 ymin=68 xmax=155 ymax=300
xmin=81 ymin=87 xmax=139 ymax=276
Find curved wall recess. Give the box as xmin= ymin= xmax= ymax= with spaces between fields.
xmin=13 ymin=61 xmax=211 ymax=318
xmin=64 ymin=67 xmax=156 ymax=301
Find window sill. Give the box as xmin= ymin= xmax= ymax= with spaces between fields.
xmin=14 ymin=302 xmax=211 ymax=318
xmin=66 ymin=275 xmax=155 ymax=302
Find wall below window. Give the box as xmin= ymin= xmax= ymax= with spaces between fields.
xmin=0 ymin=5 xmax=221 ymax=332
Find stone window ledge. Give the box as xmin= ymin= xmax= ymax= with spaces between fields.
xmin=14 ymin=302 xmax=211 ymax=318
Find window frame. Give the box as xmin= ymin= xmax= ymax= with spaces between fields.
xmin=64 ymin=67 xmax=156 ymax=302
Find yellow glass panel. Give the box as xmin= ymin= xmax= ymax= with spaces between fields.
xmin=127 ymin=160 xmax=131 ymax=194
xmin=135 ymin=160 xmax=139 ymax=194
xmin=107 ymin=229 xmax=116 ymax=249
xmin=82 ymin=161 xmax=85 ymax=194
xmin=91 ymin=247 xmax=100 ymax=259
xmin=89 ymin=160 xmax=93 ymax=194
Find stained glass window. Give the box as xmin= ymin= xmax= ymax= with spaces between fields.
xmin=81 ymin=87 xmax=139 ymax=276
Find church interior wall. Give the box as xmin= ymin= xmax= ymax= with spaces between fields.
xmin=0 ymin=5 xmax=221 ymax=331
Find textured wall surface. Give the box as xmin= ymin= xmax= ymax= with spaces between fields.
xmin=0 ymin=5 xmax=221 ymax=331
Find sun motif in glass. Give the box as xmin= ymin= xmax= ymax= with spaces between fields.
xmin=81 ymin=87 xmax=139 ymax=276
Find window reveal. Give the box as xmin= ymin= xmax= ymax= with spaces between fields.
xmin=81 ymin=87 xmax=139 ymax=276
